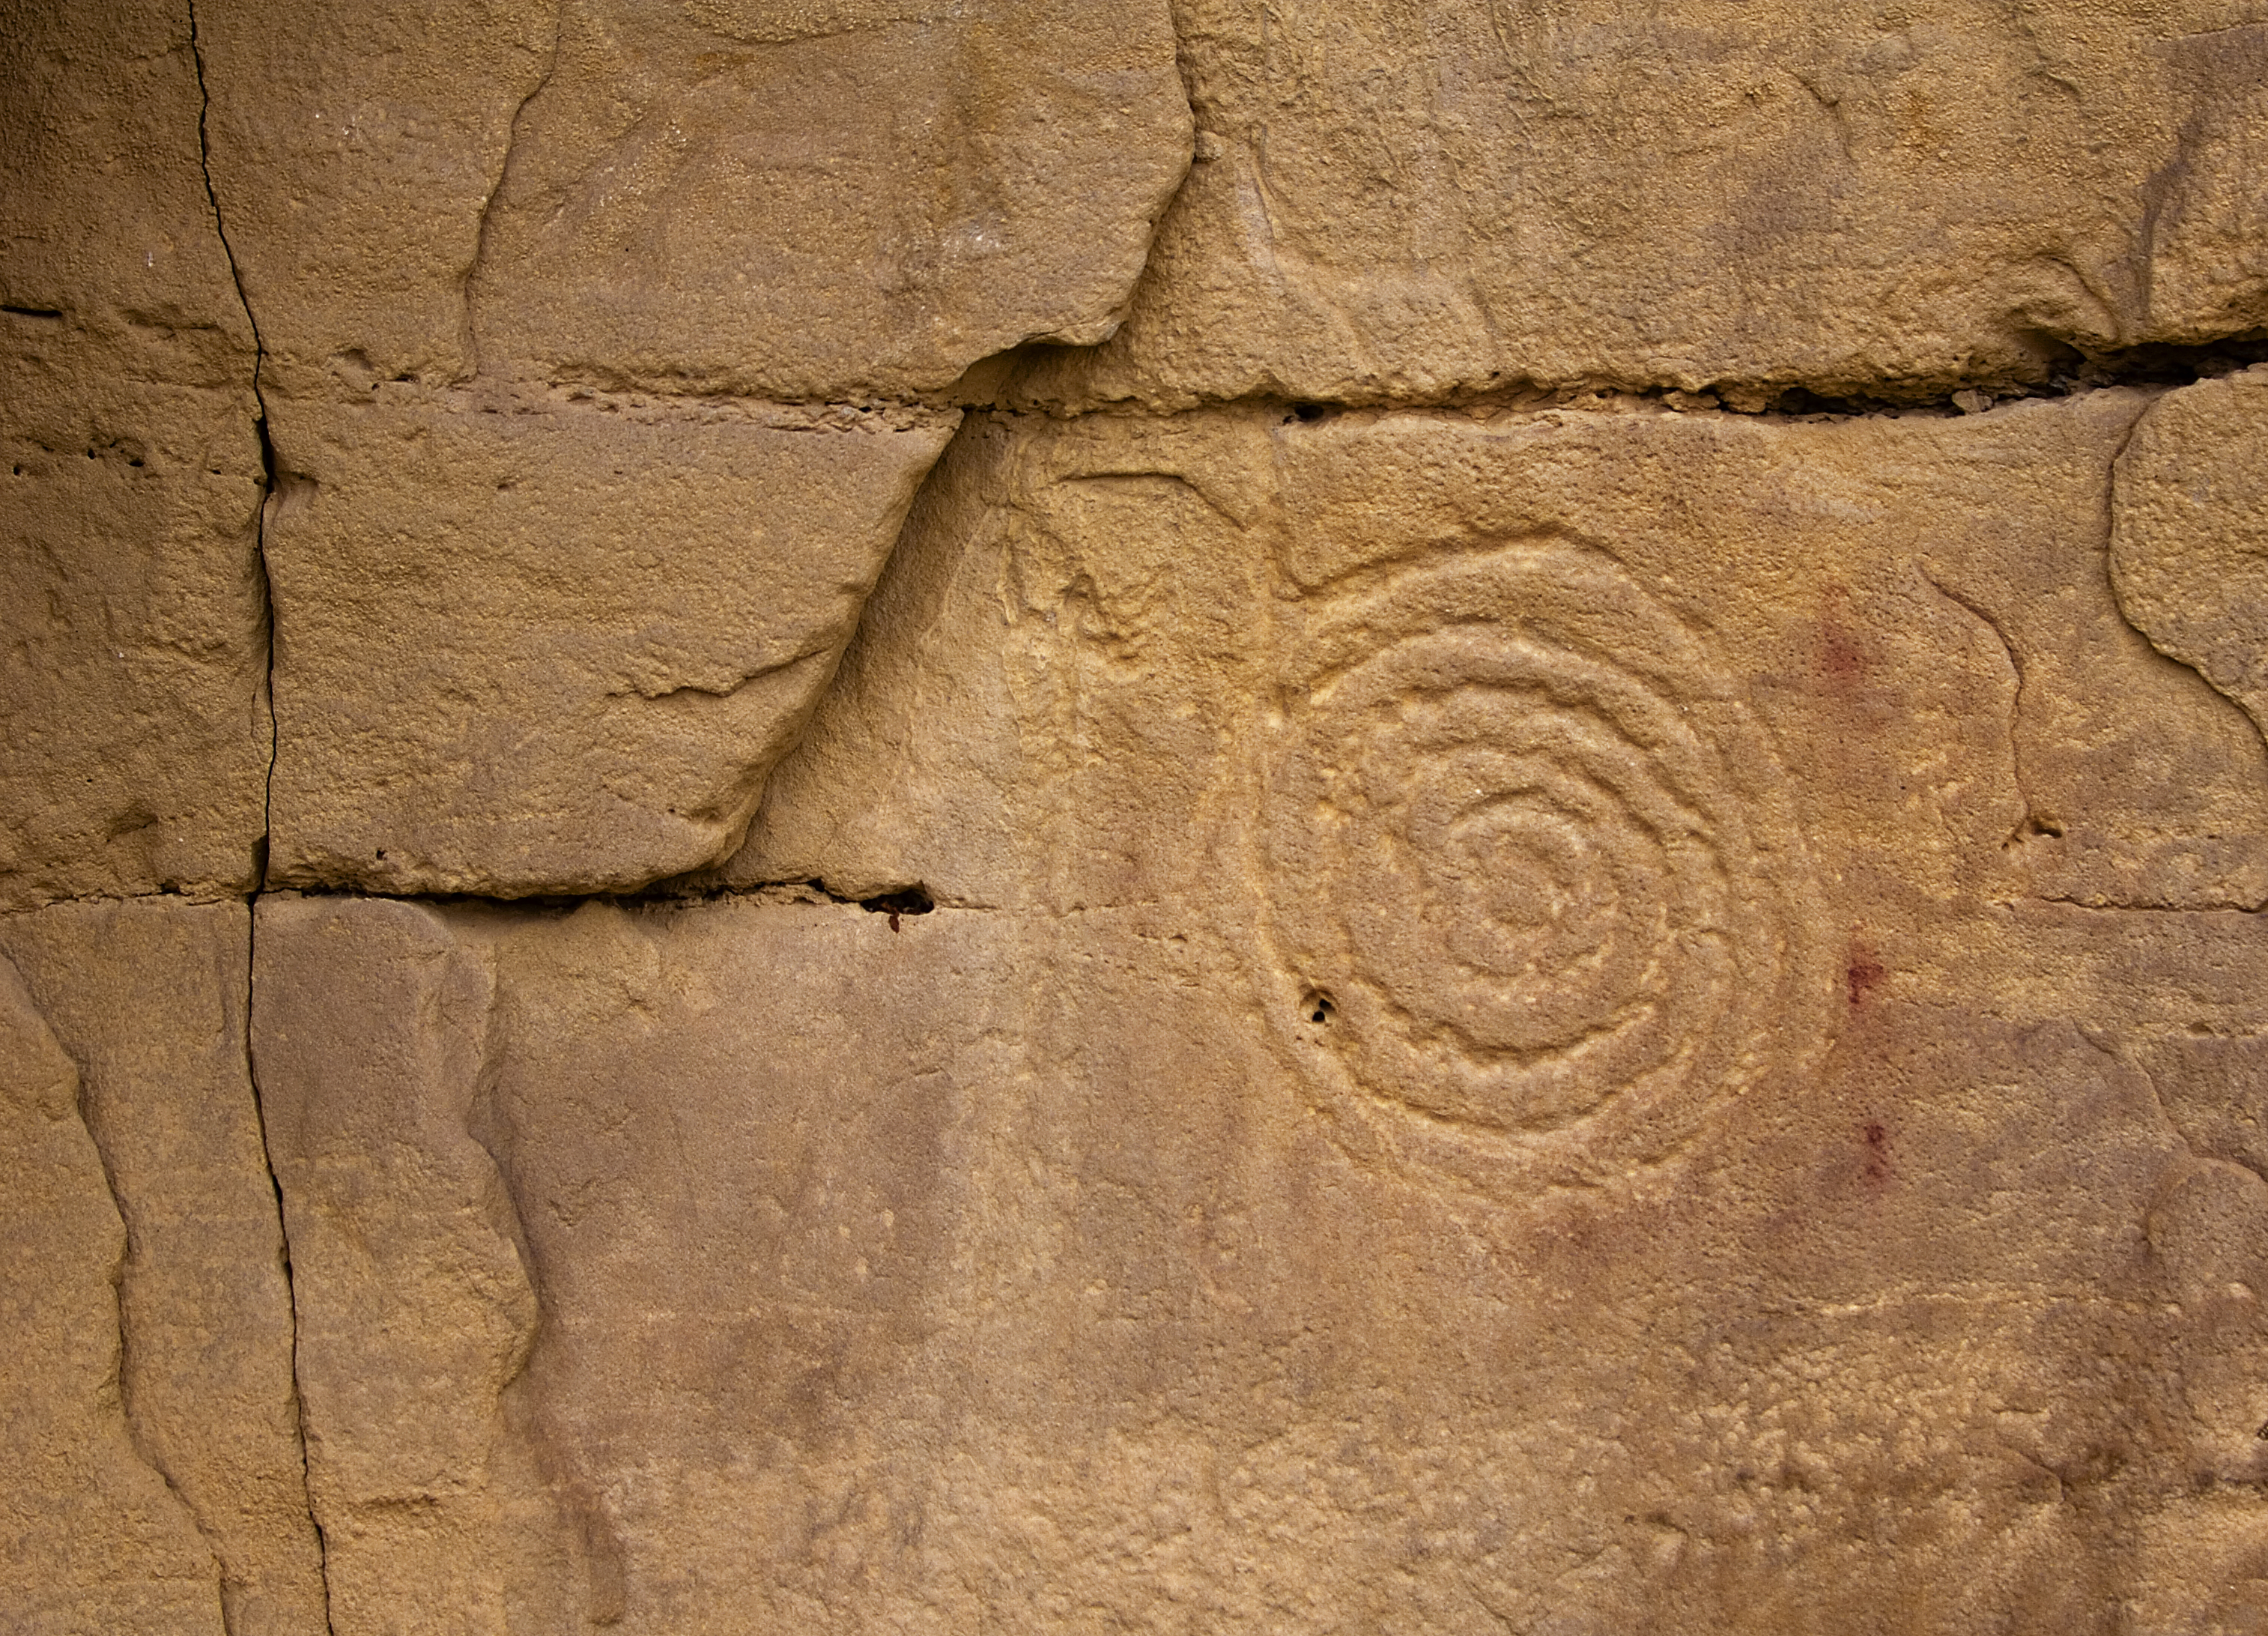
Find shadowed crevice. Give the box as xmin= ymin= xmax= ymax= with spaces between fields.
xmin=184 ymin=5 xmax=335 ymax=1632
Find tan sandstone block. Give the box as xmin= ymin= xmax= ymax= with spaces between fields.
xmin=0 ymin=0 xmax=269 ymax=907
xmin=0 ymin=898 xmax=325 ymax=1636
xmin=0 ymin=946 xmax=225 ymax=1633
xmin=1011 ymin=1 xmax=2268 ymax=411
xmin=198 ymin=0 xmax=1191 ymax=402
xmin=256 ymin=890 xmax=1025 ymax=1634
xmin=193 ymin=0 xmax=552 ymax=395
xmin=263 ymin=390 xmax=954 ymax=896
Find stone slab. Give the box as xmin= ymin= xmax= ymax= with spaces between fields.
xmin=0 ymin=898 xmax=325 ymax=1636
xmin=263 ymin=389 xmax=954 ymax=896
xmin=0 ymin=0 xmax=270 ymax=908
xmin=198 ymin=0 xmax=1192 ymax=402
xmin=264 ymin=390 xmax=2268 ymax=1630
xmin=0 ymin=942 xmax=226 ymax=1634
xmin=1009 ymin=1 xmax=2268 ymax=410
xmin=252 ymin=893 xmax=540 ymax=1636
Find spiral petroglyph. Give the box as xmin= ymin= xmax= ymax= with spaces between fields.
xmin=1257 ymin=542 xmax=1822 ymax=1189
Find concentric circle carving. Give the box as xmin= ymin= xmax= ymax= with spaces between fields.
xmin=1255 ymin=543 xmax=1822 ymax=1190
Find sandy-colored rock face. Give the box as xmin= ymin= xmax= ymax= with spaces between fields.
xmin=195 ymin=0 xmax=1192 ymax=401
xmin=1012 ymin=1 xmax=2268 ymax=410
xmin=12 ymin=0 xmax=2268 ymax=1631
xmin=262 ymin=390 xmax=954 ymax=896
xmin=0 ymin=0 xmax=269 ymax=909
xmin=0 ymin=899 xmax=319 ymax=1635
xmin=0 ymin=899 xmax=322 ymax=1636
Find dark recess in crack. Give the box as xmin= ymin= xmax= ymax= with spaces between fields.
xmin=977 ymin=331 xmax=2268 ymax=423
xmin=271 ymin=877 xmax=951 ymax=916
xmin=185 ymin=4 xmax=332 ymax=1634
xmin=860 ymin=885 xmax=936 ymax=931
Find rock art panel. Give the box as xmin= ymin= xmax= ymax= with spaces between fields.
xmin=0 ymin=948 xmax=227 ymax=1634
xmin=753 ymin=390 xmax=2268 ymax=930
xmin=264 ymin=390 xmax=955 ymax=896
xmin=199 ymin=0 xmax=1192 ymax=401
xmin=1011 ymin=2 xmax=2268 ymax=410
xmin=255 ymin=854 xmax=2265 ymax=1630
xmin=0 ymin=0 xmax=270 ymax=907
xmin=246 ymin=390 xmax=2268 ymax=1629
xmin=1255 ymin=541 xmax=1825 ymax=1191
xmin=19 ymin=1 xmax=2268 ymax=1626
xmin=0 ymin=899 xmax=324 ymax=1636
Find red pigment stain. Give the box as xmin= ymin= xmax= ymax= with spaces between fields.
xmin=1844 ymin=942 xmax=1887 ymax=1006
xmin=1862 ymin=1121 xmax=1890 ymax=1184
xmin=1816 ymin=586 xmax=1870 ymax=687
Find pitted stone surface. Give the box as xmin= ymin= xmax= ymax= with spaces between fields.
xmin=0 ymin=947 xmax=229 ymax=1634
xmin=0 ymin=899 xmax=323 ymax=1636
xmin=10 ymin=1 xmax=2268 ymax=1629
xmin=264 ymin=390 xmax=953 ymax=896
xmin=2113 ymin=364 xmax=2268 ymax=748
xmin=0 ymin=0 xmax=269 ymax=909
xmin=198 ymin=0 xmax=1191 ymax=402
xmin=1007 ymin=1 xmax=2268 ymax=410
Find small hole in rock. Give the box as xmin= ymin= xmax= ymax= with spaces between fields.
xmin=1303 ymin=990 xmax=1335 ymax=1025
xmin=861 ymin=885 xmax=934 ymax=918
xmin=1291 ymin=402 xmax=1327 ymax=422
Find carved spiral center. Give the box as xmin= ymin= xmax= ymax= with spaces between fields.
xmin=1260 ymin=545 xmax=1809 ymax=1167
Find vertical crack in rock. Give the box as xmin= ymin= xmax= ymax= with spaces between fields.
xmin=184 ymin=0 xmax=276 ymax=871
xmin=235 ymin=883 xmax=333 ymax=1636
xmin=185 ymin=5 xmax=332 ymax=1632
xmin=461 ymin=6 xmax=563 ymax=381
xmin=50 ymin=954 xmax=234 ymax=1614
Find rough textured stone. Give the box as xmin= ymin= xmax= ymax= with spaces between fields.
xmin=1009 ymin=1 xmax=2268 ymax=411
xmin=0 ymin=0 xmax=269 ymax=908
xmin=19 ymin=0 xmax=2268 ymax=1628
xmin=0 ymin=898 xmax=324 ymax=1636
xmin=251 ymin=390 xmax=2268 ymax=1631
xmin=264 ymin=390 xmax=954 ymax=896
xmin=743 ymin=393 xmax=2268 ymax=921
xmin=193 ymin=0 xmax=552 ymax=398
xmin=2114 ymin=364 xmax=2268 ymax=747
xmin=198 ymin=0 xmax=1192 ymax=402
xmin=247 ymin=889 xmax=2266 ymax=1632
xmin=0 ymin=946 xmax=227 ymax=1633
xmin=252 ymin=893 xmax=540 ymax=1636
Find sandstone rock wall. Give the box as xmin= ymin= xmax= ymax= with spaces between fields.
xmin=8 ymin=2 xmax=2268 ymax=1630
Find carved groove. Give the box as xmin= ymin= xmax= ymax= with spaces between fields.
xmin=1256 ymin=542 xmax=1825 ymax=1190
